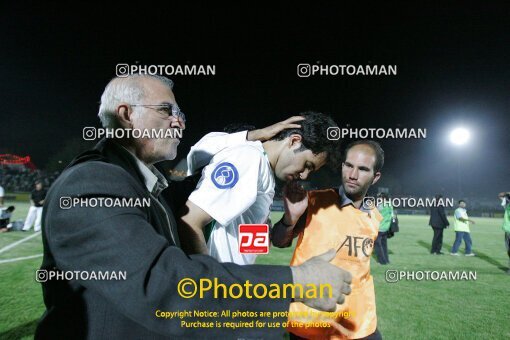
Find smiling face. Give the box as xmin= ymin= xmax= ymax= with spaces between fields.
xmin=273 ymin=135 xmax=328 ymax=182
xmin=117 ymin=77 xmax=185 ymax=164
xmin=342 ymin=144 xmax=381 ymax=200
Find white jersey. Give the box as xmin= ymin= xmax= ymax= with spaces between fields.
xmin=187 ymin=131 xmax=247 ymax=175
xmin=188 ymin=137 xmax=275 ymax=265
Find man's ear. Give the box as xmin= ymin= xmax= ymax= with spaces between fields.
xmin=289 ymin=134 xmax=303 ymax=149
xmin=371 ymin=171 xmax=381 ymax=185
xmin=116 ymin=103 xmax=134 ymax=127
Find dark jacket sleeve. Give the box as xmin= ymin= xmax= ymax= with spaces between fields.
xmin=43 ymin=162 xmax=292 ymax=338
xmin=439 ymin=207 xmax=450 ymax=226
xmin=429 ymin=207 xmax=449 ymax=228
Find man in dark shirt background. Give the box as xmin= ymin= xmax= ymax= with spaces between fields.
xmin=429 ymin=194 xmax=450 ymax=255
xmin=22 ymin=180 xmax=46 ymax=232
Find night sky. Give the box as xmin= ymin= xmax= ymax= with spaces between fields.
xmin=1 ymin=3 xmax=509 ymax=200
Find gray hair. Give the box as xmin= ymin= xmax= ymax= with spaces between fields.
xmin=98 ymin=75 xmax=174 ymax=128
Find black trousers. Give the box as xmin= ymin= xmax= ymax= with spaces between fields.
xmin=374 ymin=232 xmax=389 ymax=264
xmin=431 ymin=228 xmax=444 ymax=253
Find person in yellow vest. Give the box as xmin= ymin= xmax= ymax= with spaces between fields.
xmin=272 ymin=140 xmax=384 ymax=339
xmin=450 ymin=200 xmax=476 ymax=256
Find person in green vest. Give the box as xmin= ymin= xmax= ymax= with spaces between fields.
xmin=498 ymin=192 xmax=510 ymax=274
xmin=450 ymin=200 xmax=476 ymax=256
xmin=374 ymin=192 xmax=393 ymax=264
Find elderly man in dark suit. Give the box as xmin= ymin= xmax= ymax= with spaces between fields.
xmin=429 ymin=194 xmax=450 ymax=254
xmin=36 ymin=75 xmax=352 ymax=339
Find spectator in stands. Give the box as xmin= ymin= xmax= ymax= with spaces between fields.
xmin=0 ymin=169 xmax=60 ymax=195
xmin=22 ymin=180 xmax=46 ymax=232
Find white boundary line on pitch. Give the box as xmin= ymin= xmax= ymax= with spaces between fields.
xmin=0 ymin=231 xmax=41 ymax=255
xmin=0 ymin=253 xmax=43 ymax=264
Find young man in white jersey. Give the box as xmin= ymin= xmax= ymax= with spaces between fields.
xmin=179 ymin=111 xmax=341 ymax=264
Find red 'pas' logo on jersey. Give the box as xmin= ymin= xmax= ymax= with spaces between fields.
xmin=239 ymin=224 xmax=269 ymax=254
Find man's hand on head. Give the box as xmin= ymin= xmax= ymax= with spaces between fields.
xmin=247 ymin=116 xmax=304 ymax=142
xmin=291 ymin=249 xmax=352 ymax=312
xmin=271 ymin=181 xmax=308 ymax=247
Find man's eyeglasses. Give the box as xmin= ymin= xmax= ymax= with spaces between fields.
xmin=130 ymin=103 xmax=186 ymax=123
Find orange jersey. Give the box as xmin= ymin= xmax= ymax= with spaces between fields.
xmin=287 ymin=189 xmax=382 ymax=339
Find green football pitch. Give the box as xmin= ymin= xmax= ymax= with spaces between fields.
xmin=1 ymin=202 xmax=509 ymax=339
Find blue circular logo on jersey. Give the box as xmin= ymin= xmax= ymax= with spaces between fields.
xmin=211 ymin=162 xmax=239 ymax=189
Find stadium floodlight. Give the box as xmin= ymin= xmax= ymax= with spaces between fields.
xmin=449 ymin=127 xmax=471 ymax=198
xmin=449 ymin=127 xmax=470 ymax=146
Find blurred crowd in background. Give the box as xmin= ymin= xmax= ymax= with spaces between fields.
xmin=0 ymin=168 xmax=60 ymax=193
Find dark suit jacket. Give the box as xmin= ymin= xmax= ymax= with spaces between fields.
xmin=429 ymin=206 xmax=449 ymax=229
xmin=36 ymin=139 xmax=291 ymax=339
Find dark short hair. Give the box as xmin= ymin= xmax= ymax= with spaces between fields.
xmin=223 ymin=123 xmax=256 ymax=134
xmin=270 ymin=111 xmax=341 ymax=167
xmin=344 ymin=140 xmax=384 ymax=173
xmin=458 ymin=200 xmax=466 ymax=204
